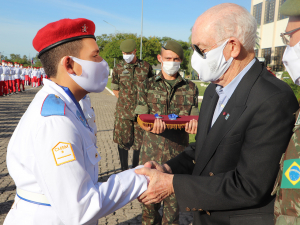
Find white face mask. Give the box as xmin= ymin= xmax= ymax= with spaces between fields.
xmin=191 ymin=40 xmax=233 ymax=82
xmin=282 ymin=40 xmax=300 ymax=85
xmin=123 ymin=54 xmax=135 ymax=63
xmin=67 ymin=56 xmax=109 ymax=93
xmin=161 ymin=61 xmax=181 ymax=76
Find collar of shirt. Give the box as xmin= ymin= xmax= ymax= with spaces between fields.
xmin=211 ymin=58 xmax=256 ymax=127
xmin=58 ymin=85 xmax=90 ymax=130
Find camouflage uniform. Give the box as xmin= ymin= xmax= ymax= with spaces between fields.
xmin=273 ymin=109 xmax=300 ymax=225
xmin=135 ymin=72 xmax=199 ymax=225
xmin=112 ymin=58 xmax=153 ymax=168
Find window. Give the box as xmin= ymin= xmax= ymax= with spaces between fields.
xmin=274 ymin=46 xmax=286 ymax=71
xmin=278 ymin=0 xmax=288 ymax=20
xmin=261 ymin=48 xmax=272 ymax=66
xmin=253 ymin=3 xmax=262 ymax=25
xmin=264 ymin=0 xmax=275 ymax=24
xmin=255 ymin=49 xmax=259 ymax=57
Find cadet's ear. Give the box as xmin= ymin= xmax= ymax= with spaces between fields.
xmin=60 ymin=56 xmax=76 ymax=75
xmin=157 ymin=55 xmax=162 ymax=63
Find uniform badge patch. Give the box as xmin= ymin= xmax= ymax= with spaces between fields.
xmin=52 ymin=142 xmax=76 ymax=166
xmin=281 ymin=159 xmax=300 ymax=188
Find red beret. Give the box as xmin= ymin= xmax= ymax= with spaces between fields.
xmin=33 ymin=18 xmax=96 ymax=58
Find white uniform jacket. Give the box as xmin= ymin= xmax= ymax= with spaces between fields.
xmin=79 ymin=95 xmax=97 ymax=137
xmin=20 ymin=68 xmax=26 ymax=80
xmin=9 ymin=67 xmax=14 ymax=80
xmin=4 ymin=79 xmax=148 ymax=225
xmin=14 ymin=67 xmax=21 ymax=80
xmin=0 ymin=66 xmax=3 ymax=81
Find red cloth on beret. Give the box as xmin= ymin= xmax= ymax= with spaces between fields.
xmin=33 ymin=18 xmax=96 ymax=58
xmin=137 ymin=114 xmax=199 ymax=129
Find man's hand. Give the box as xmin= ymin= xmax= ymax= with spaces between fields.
xmin=135 ymin=167 xmax=174 ymax=204
xmin=185 ymin=119 xmax=198 ymax=134
xmin=112 ymin=90 xmax=119 ymax=98
xmin=144 ymin=161 xmax=172 ymax=174
xmin=140 ymin=119 xmax=166 ymax=134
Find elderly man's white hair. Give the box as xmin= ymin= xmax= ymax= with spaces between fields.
xmin=196 ymin=3 xmax=257 ymax=51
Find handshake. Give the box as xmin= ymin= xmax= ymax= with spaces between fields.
xmin=135 ymin=161 xmax=175 ymax=205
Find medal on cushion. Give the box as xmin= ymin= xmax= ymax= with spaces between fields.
xmin=168 ymin=114 xmax=178 ymax=120
xmin=154 ymin=113 xmax=163 ymax=119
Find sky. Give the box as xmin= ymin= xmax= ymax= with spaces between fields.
xmin=0 ymin=0 xmax=251 ymax=59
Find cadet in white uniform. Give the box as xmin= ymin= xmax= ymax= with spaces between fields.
xmin=4 ymin=18 xmax=148 ymax=225
xmin=0 ymin=62 xmax=3 ymax=96
xmin=20 ymin=64 xmax=25 ymax=91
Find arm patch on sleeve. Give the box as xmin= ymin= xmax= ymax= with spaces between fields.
xmin=52 ymin=142 xmax=76 ymax=166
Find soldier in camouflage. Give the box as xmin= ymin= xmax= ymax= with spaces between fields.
xmin=135 ymin=40 xmax=199 ymax=225
xmin=273 ymin=1 xmax=300 ymax=224
xmin=111 ymin=39 xmax=153 ymax=171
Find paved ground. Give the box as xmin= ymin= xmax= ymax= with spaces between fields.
xmin=0 ymin=86 xmax=193 ymax=224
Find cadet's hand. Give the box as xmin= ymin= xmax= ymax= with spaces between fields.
xmin=150 ymin=119 xmax=166 ymax=134
xmin=185 ymin=119 xmax=198 ymax=134
xmin=144 ymin=161 xmax=172 ymax=174
xmin=135 ymin=167 xmax=174 ymax=204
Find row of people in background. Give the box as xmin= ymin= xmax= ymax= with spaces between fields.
xmin=0 ymin=60 xmax=47 ymax=96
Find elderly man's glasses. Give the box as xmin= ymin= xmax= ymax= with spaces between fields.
xmin=281 ymin=27 xmax=300 ymax=45
xmin=191 ymin=38 xmax=229 ymax=58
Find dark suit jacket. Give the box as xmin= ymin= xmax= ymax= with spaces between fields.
xmin=166 ymin=59 xmax=298 ymax=225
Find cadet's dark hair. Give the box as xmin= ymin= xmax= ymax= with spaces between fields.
xmin=40 ymin=40 xmax=82 ymax=78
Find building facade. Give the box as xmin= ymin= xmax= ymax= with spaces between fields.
xmin=251 ymin=0 xmax=288 ymax=71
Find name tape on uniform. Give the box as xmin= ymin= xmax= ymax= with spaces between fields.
xmin=52 ymin=142 xmax=76 ymax=166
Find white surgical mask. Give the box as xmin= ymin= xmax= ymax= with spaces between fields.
xmin=123 ymin=54 xmax=135 ymax=63
xmin=162 ymin=61 xmax=181 ymax=76
xmin=282 ymin=40 xmax=300 ymax=85
xmin=191 ymin=40 xmax=233 ymax=82
xmin=67 ymin=56 xmax=109 ymax=93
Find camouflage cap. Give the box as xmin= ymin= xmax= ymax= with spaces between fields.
xmin=120 ymin=39 xmax=136 ymax=53
xmin=162 ymin=40 xmax=184 ymax=60
xmin=280 ymin=0 xmax=300 ymax=16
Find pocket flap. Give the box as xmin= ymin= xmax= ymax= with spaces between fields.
xmin=86 ymin=145 xmax=101 ymax=165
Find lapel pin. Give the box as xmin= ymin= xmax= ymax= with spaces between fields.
xmin=223 ymin=112 xmax=226 ymax=116
xmin=225 ymin=113 xmax=230 ymax=120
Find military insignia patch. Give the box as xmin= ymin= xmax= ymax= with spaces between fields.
xmin=52 ymin=142 xmax=76 ymax=166
xmin=281 ymin=159 xmax=300 ymax=188
xmin=81 ymin=24 xmax=88 ymax=33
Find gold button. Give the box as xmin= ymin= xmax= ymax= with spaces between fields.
xmin=192 ymin=160 xmax=196 ymax=164
xmin=95 ymin=153 xmax=98 ymax=158
xmin=206 ymin=211 xmax=211 ymax=216
xmin=192 ymin=208 xmax=197 ymax=211
xmin=209 ymin=172 xmax=214 ymax=176
xmin=186 ymin=207 xmax=190 ymax=211
xmin=198 ymin=209 xmax=203 ymax=211
xmin=95 ymin=133 xmax=97 ymax=136
xmin=94 ymin=120 xmax=95 ymax=123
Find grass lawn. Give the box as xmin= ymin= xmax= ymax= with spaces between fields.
xmin=106 ymin=77 xmax=112 ymax=88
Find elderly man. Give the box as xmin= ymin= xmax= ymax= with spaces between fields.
xmin=272 ymin=1 xmax=300 ymax=224
xmin=136 ymin=3 xmax=298 ymax=225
